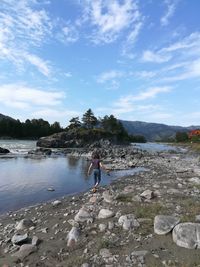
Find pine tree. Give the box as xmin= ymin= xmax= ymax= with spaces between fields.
xmin=82 ymin=109 xmax=98 ymax=129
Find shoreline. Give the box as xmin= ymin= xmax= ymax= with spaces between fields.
xmin=1 ymin=145 xmax=200 ymax=266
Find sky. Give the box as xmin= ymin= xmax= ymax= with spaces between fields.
xmin=0 ymin=0 xmax=200 ymax=127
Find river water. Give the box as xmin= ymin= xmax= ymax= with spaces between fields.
xmin=0 ymin=140 xmax=146 ymax=214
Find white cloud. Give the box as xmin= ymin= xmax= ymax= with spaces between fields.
xmin=0 ymin=84 xmax=65 ymax=109
xmin=142 ymin=50 xmax=171 ymax=63
xmin=97 ymin=70 xmax=124 ymax=83
xmin=57 ymin=22 xmax=79 ymax=44
xmin=161 ymin=0 xmax=178 ymax=26
xmin=111 ymin=86 xmax=172 ymax=116
xmin=0 ymin=0 xmax=53 ymax=75
xmin=81 ymin=0 xmax=142 ymax=44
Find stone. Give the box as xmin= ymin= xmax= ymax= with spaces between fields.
xmin=74 ymin=208 xmax=93 ymax=223
xmin=32 ymin=236 xmax=40 ymax=246
xmin=98 ymin=209 xmax=114 ymax=219
xmin=154 ymin=215 xmax=180 ymax=235
xmin=0 ymin=147 xmax=10 ymax=154
xmin=99 ymin=223 xmax=107 ymax=232
xmin=172 ymin=223 xmax=200 ymax=249
xmin=189 ymin=177 xmax=200 ymax=185
xmin=52 ymin=200 xmax=62 ymax=206
xmin=102 ymin=191 xmax=114 ymax=203
xmin=16 ymin=219 xmax=35 ymax=230
xmin=11 ymin=233 xmax=28 ymax=245
xmin=140 ymin=189 xmax=155 ymax=200
xmin=66 ymin=226 xmax=80 ymax=247
xmin=118 ymin=214 xmax=140 ymax=230
xmin=47 ymin=187 xmax=55 ymax=191
xmin=12 ymin=244 xmax=37 ymax=260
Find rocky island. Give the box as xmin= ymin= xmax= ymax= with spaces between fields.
xmin=0 ymin=143 xmax=200 ymax=267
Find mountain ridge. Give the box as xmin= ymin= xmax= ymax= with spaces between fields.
xmin=120 ymin=120 xmax=200 ymax=141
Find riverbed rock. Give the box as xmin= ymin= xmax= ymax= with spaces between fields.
xmin=140 ymin=189 xmax=155 ymax=200
xmin=154 ymin=215 xmax=180 ymax=235
xmin=12 ymin=244 xmax=37 ymax=260
xmin=0 ymin=147 xmax=10 ymax=154
xmin=15 ymin=219 xmax=35 ymax=230
xmin=11 ymin=233 xmax=28 ymax=245
xmin=98 ymin=209 xmax=115 ymax=219
xmin=66 ymin=226 xmax=80 ymax=247
xmin=172 ymin=223 xmax=200 ymax=249
xmin=74 ymin=208 xmax=93 ymax=223
xmin=118 ymin=214 xmax=140 ymax=230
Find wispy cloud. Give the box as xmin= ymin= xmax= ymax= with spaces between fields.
xmin=161 ymin=0 xmax=178 ymax=26
xmin=142 ymin=50 xmax=171 ymax=63
xmin=80 ymin=0 xmax=143 ymax=45
xmin=0 ymin=84 xmax=65 ymax=109
xmin=0 ymin=0 xmax=53 ymax=75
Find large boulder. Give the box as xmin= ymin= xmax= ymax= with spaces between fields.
xmin=173 ymin=223 xmax=200 ymax=249
xmin=0 ymin=147 xmax=10 ymax=154
xmin=154 ymin=215 xmax=180 ymax=235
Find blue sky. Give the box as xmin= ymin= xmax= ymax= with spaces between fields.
xmin=0 ymin=0 xmax=200 ymax=127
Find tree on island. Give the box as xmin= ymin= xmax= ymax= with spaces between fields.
xmin=82 ymin=109 xmax=98 ymax=129
xmin=68 ymin=117 xmax=82 ymax=129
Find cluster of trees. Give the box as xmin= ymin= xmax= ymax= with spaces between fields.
xmin=0 ymin=118 xmax=62 ymax=139
xmin=68 ymin=109 xmax=146 ymax=143
xmin=175 ymin=131 xmax=200 ymax=142
xmin=0 ymin=109 xmax=146 ymax=143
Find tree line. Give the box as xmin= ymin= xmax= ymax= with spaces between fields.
xmin=0 ymin=118 xmax=62 ymax=139
xmin=0 ymin=109 xmax=146 ymax=142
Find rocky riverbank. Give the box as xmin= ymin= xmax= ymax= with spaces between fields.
xmin=1 ymin=145 xmax=200 ymax=267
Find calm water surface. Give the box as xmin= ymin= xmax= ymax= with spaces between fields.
xmin=0 ymin=140 xmax=179 ymax=214
xmin=0 ymin=140 xmax=145 ymax=214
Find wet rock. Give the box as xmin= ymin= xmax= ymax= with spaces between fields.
xmin=0 ymin=147 xmax=10 ymax=154
xmin=12 ymin=244 xmax=37 ymax=260
xmin=154 ymin=215 xmax=180 ymax=235
xmin=118 ymin=214 xmax=140 ymax=230
xmin=15 ymin=219 xmax=35 ymax=230
xmin=47 ymin=187 xmax=55 ymax=191
xmin=172 ymin=223 xmax=200 ymax=249
xmin=98 ymin=209 xmax=114 ymax=219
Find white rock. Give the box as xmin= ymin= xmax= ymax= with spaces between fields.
xmin=189 ymin=177 xmax=200 ymax=185
xmin=74 ymin=208 xmax=93 ymax=223
xmin=118 ymin=214 xmax=140 ymax=230
xmin=52 ymin=200 xmax=61 ymax=206
xmin=173 ymin=223 xmax=200 ymax=249
xmin=11 ymin=233 xmax=28 ymax=245
xmin=102 ymin=191 xmax=114 ymax=203
xmin=154 ymin=215 xmax=180 ymax=235
xmin=15 ymin=219 xmax=34 ymax=230
xmin=140 ymin=189 xmax=155 ymax=200
xmin=99 ymin=223 xmax=107 ymax=232
xmin=66 ymin=226 xmax=80 ymax=247
xmin=98 ymin=209 xmax=114 ymax=219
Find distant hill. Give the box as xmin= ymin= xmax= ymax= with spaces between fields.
xmin=120 ymin=120 xmax=200 ymax=141
xmin=0 ymin=113 xmax=16 ymax=121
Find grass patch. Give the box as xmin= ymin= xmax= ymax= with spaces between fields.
xmin=116 ymin=194 xmax=133 ymax=202
xmin=134 ymin=202 xmax=168 ymax=219
xmin=179 ymin=197 xmax=200 ymax=222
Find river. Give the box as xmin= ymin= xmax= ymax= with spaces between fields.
xmin=0 ymin=140 xmax=147 ymax=214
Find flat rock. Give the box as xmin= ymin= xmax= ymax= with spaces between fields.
xmin=189 ymin=177 xmax=200 ymax=185
xmin=173 ymin=223 xmax=200 ymax=249
xmin=12 ymin=244 xmax=37 ymax=260
xmin=140 ymin=189 xmax=155 ymax=200
xmin=52 ymin=200 xmax=61 ymax=206
xmin=102 ymin=191 xmax=114 ymax=203
xmin=98 ymin=209 xmax=114 ymax=219
xmin=154 ymin=215 xmax=180 ymax=235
